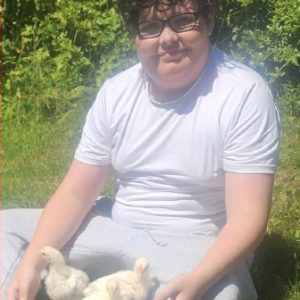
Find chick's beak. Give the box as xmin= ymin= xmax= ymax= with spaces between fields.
xmin=40 ymin=252 xmax=49 ymax=261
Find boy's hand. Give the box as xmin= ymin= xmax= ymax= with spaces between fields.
xmin=7 ymin=265 xmax=41 ymax=300
xmin=154 ymin=271 xmax=204 ymax=300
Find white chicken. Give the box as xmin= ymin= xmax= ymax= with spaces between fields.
xmin=82 ymin=279 xmax=123 ymax=300
xmin=84 ymin=257 xmax=152 ymax=300
xmin=40 ymin=246 xmax=90 ymax=300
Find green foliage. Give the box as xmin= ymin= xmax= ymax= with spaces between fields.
xmin=278 ymin=83 xmax=300 ymax=117
xmin=3 ymin=0 xmax=135 ymax=122
xmin=4 ymin=0 xmax=299 ymax=121
xmin=215 ymin=0 xmax=300 ymax=117
xmin=216 ymin=0 xmax=300 ymax=81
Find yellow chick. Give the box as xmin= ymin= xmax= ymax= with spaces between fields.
xmin=82 ymin=279 xmax=123 ymax=300
xmin=40 ymin=246 xmax=90 ymax=300
xmin=84 ymin=257 xmax=151 ymax=300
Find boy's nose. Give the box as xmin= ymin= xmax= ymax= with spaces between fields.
xmin=159 ymin=25 xmax=179 ymax=46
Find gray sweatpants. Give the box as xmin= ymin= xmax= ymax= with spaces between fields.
xmin=1 ymin=199 xmax=257 ymax=300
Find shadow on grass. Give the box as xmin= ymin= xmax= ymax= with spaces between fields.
xmin=251 ymin=233 xmax=300 ymax=300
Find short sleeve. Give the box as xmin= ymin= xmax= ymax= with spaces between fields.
xmin=223 ymin=81 xmax=280 ymax=173
xmin=74 ymin=83 xmax=112 ymax=165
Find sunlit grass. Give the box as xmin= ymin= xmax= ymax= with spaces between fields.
xmin=251 ymin=115 xmax=300 ymax=300
xmin=2 ymin=104 xmax=116 ymax=208
xmin=270 ymin=116 xmax=300 ymax=243
xmin=3 ymin=108 xmax=84 ymax=207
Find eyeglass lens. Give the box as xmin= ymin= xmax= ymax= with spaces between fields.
xmin=138 ymin=13 xmax=198 ymax=38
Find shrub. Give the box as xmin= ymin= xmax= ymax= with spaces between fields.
xmin=214 ymin=0 xmax=300 ymax=117
xmin=3 ymin=0 xmax=135 ymax=123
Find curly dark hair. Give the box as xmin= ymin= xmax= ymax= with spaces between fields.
xmin=116 ymin=0 xmax=217 ymax=33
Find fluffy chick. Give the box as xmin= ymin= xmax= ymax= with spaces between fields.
xmin=40 ymin=246 xmax=90 ymax=300
xmin=84 ymin=257 xmax=151 ymax=300
xmin=82 ymin=279 xmax=123 ymax=300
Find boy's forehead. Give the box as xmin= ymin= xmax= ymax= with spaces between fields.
xmin=138 ymin=1 xmax=199 ymax=20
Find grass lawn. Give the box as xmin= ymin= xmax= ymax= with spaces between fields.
xmin=2 ymin=108 xmax=300 ymax=299
xmin=252 ymin=116 xmax=300 ymax=300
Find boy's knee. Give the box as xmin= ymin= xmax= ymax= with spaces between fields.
xmin=2 ymin=208 xmax=41 ymax=239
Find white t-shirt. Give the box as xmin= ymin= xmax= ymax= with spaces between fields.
xmin=75 ymin=47 xmax=280 ymax=235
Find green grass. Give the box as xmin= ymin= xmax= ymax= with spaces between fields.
xmin=2 ymin=108 xmax=85 ymax=207
xmin=2 ymin=111 xmax=300 ymax=299
xmin=2 ymin=104 xmax=116 ymax=207
xmin=250 ymin=116 xmax=300 ymax=300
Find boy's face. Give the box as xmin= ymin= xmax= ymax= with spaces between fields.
xmin=135 ymin=1 xmax=215 ymax=94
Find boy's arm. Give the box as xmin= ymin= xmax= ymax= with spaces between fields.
xmin=7 ymin=159 xmax=110 ymax=300
xmin=155 ymin=172 xmax=274 ymax=300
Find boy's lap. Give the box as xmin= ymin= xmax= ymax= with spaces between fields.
xmin=2 ymin=203 xmax=256 ymax=300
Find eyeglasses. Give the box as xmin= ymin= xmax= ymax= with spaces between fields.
xmin=137 ymin=11 xmax=205 ymax=39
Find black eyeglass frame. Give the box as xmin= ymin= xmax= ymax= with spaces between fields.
xmin=136 ymin=10 xmax=207 ymax=39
